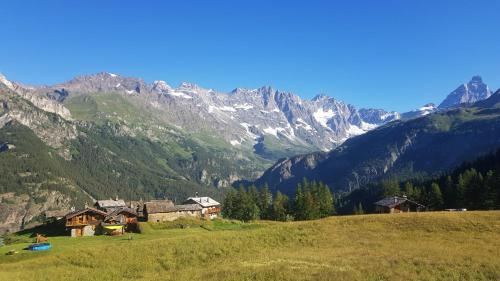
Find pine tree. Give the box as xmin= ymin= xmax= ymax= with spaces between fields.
xmin=403 ymin=182 xmax=415 ymax=199
xmin=236 ymin=186 xmax=260 ymax=222
xmin=258 ymin=184 xmax=272 ymax=219
xmin=380 ymin=179 xmax=400 ymax=197
xmin=428 ymin=183 xmax=444 ymax=210
xmin=294 ymin=183 xmax=305 ymax=220
xmin=222 ymin=188 xmax=237 ymax=218
xmin=317 ymin=182 xmax=334 ymax=217
xmin=353 ymin=202 xmax=364 ymax=215
xmin=271 ymin=191 xmax=289 ymax=221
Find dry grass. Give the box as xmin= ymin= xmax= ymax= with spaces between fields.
xmin=0 ymin=212 xmax=499 ymax=281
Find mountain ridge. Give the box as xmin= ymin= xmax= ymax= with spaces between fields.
xmin=254 ymin=92 xmax=500 ymax=195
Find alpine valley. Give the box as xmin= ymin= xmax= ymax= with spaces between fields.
xmin=0 ymin=73 xmax=497 ymax=232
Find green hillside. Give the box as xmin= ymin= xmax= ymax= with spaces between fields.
xmin=1 ymin=212 xmax=499 ymax=281
xmin=0 ymin=87 xmax=272 ymax=231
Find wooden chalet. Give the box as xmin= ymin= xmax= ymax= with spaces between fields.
xmin=183 ymin=197 xmax=221 ymax=219
xmin=102 ymin=208 xmax=139 ymax=234
xmin=374 ymin=196 xmax=425 ymax=214
xmin=65 ymin=208 xmax=108 ymax=237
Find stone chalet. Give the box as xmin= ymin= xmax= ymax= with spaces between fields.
xmin=183 ymin=197 xmax=221 ymax=219
xmin=144 ymin=200 xmax=202 ymax=222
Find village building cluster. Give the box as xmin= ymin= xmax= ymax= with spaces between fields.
xmin=51 ymin=196 xmax=221 ymax=237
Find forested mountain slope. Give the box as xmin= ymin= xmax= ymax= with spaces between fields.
xmin=255 ymin=93 xmax=500 ymax=196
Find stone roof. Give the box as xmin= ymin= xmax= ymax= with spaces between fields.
xmin=65 ymin=207 xmax=108 ymax=219
xmin=95 ymin=199 xmax=126 ymax=208
xmin=144 ymin=200 xmax=175 ymax=214
xmin=105 ymin=207 xmax=138 ymax=219
xmin=184 ymin=197 xmax=220 ymax=208
xmin=374 ymin=196 xmax=425 ymax=208
xmin=145 ymin=200 xmax=202 ymax=214
xmin=172 ymin=204 xmax=203 ymax=212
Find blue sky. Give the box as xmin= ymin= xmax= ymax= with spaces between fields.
xmin=0 ymin=0 xmax=499 ymax=112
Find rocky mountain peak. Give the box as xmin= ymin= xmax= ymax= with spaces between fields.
xmin=152 ymin=80 xmax=172 ymax=92
xmin=438 ymin=75 xmax=492 ymax=109
xmin=470 ymin=75 xmax=483 ymax=83
xmin=311 ymin=94 xmax=331 ymax=102
xmin=179 ymin=81 xmax=200 ymax=90
xmin=0 ymin=73 xmax=15 ymax=91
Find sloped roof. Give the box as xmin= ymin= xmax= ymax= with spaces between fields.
xmin=144 ymin=200 xmax=175 ymax=213
xmin=172 ymin=204 xmax=202 ymax=212
xmin=105 ymin=207 xmax=138 ymax=219
xmin=184 ymin=197 xmax=220 ymax=208
xmin=65 ymin=207 xmax=108 ymax=219
xmin=95 ymin=199 xmax=126 ymax=208
xmin=374 ymin=196 xmax=425 ymax=208
xmin=145 ymin=201 xmax=202 ymax=214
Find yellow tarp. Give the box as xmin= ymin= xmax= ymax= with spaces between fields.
xmin=102 ymin=225 xmax=123 ymax=231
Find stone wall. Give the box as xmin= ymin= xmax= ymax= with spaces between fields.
xmin=148 ymin=210 xmax=201 ymax=222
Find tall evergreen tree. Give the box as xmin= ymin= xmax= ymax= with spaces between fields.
xmin=380 ymin=179 xmax=400 ymax=197
xmin=427 ymin=183 xmax=444 ymax=210
xmin=271 ymin=191 xmax=289 ymax=221
xmin=317 ymin=182 xmax=334 ymax=217
xmin=258 ymin=184 xmax=272 ymax=219
xmin=222 ymin=188 xmax=237 ymax=218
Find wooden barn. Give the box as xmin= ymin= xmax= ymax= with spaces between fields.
xmin=374 ymin=196 xmax=425 ymax=213
xmin=183 ymin=197 xmax=221 ymax=219
xmin=102 ymin=208 xmax=138 ymax=235
xmin=65 ymin=208 xmax=108 ymax=237
xmin=144 ymin=200 xmax=202 ymax=222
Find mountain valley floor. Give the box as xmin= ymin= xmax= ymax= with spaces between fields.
xmin=0 ymin=212 xmax=499 ymax=281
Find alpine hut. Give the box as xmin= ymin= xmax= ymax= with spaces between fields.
xmin=65 ymin=208 xmax=108 ymax=237
xmin=144 ymin=200 xmax=202 ymax=222
xmin=374 ymin=196 xmax=425 ymax=213
xmin=183 ymin=197 xmax=221 ymax=219
xmin=102 ymin=208 xmax=138 ymax=235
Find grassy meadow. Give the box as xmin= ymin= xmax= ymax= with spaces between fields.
xmin=0 ymin=211 xmax=499 ymax=281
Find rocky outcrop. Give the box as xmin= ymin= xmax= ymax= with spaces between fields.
xmin=0 ymin=191 xmax=74 ymax=233
xmin=0 ymin=87 xmax=77 ymax=159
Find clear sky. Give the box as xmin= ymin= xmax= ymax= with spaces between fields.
xmin=0 ymin=0 xmax=499 ymax=112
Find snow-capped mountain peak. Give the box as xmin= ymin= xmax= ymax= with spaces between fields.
xmin=152 ymin=80 xmax=172 ymax=92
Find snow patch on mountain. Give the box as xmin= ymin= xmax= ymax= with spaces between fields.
xmin=230 ymin=140 xmax=241 ymax=146
xmin=234 ymin=104 xmax=254 ymax=110
xmin=313 ymin=108 xmax=335 ymax=128
xmin=167 ymin=91 xmax=193 ymax=99
xmin=296 ymin=118 xmax=313 ymax=131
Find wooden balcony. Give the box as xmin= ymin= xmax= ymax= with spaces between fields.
xmin=66 ymin=219 xmax=101 ymax=227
